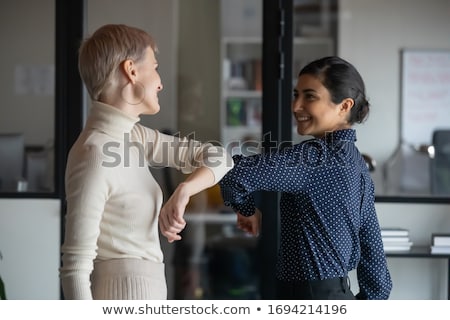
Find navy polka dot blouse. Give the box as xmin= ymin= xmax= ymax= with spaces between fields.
xmin=219 ymin=129 xmax=392 ymax=299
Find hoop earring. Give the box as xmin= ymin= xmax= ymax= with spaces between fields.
xmin=121 ymin=81 xmax=146 ymax=105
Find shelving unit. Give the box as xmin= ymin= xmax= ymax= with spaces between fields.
xmin=220 ymin=36 xmax=334 ymax=152
xmin=386 ymin=246 xmax=450 ymax=299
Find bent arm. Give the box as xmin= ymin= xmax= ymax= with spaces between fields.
xmin=219 ymin=144 xmax=312 ymax=216
xmin=146 ymin=129 xmax=233 ymax=242
xmin=159 ymin=166 xmax=216 ymax=242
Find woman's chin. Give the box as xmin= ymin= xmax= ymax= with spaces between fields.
xmin=144 ymin=104 xmax=160 ymax=115
xmin=296 ymin=124 xmax=310 ymax=136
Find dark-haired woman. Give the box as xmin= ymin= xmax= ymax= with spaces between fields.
xmin=219 ymin=56 xmax=392 ymax=300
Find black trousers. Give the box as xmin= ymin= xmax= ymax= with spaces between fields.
xmin=276 ymin=277 xmax=355 ymax=300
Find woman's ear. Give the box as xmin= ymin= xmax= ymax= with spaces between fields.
xmin=339 ymin=98 xmax=354 ymax=115
xmin=121 ymin=59 xmax=136 ymax=84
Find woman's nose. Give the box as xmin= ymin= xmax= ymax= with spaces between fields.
xmin=292 ymin=100 xmax=302 ymax=112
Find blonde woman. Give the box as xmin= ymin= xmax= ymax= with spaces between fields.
xmin=60 ymin=24 xmax=232 ymax=300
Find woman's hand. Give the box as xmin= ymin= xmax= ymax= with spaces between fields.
xmin=159 ymin=183 xmax=189 ymax=243
xmin=237 ymin=208 xmax=262 ymax=236
xmin=159 ymin=167 xmax=216 ymax=243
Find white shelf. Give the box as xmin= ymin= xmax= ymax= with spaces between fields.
xmin=222 ymin=36 xmax=261 ymax=44
xmin=224 ymin=90 xmax=261 ymax=99
xmin=185 ymin=212 xmax=236 ymax=224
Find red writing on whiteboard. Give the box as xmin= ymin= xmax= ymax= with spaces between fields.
xmin=408 ymin=54 xmax=450 ymax=68
xmin=407 ymin=111 xmax=438 ymax=121
xmin=407 ymin=72 xmax=450 ymax=84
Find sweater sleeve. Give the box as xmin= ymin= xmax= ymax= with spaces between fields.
xmin=135 ymin=126 xmax=233 ymax=183
xmin=60 ymin=144 xmax=110 ymax=300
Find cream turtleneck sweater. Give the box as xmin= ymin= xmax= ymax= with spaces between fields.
xmin=60 ymin=101 xmax=232 ymax=299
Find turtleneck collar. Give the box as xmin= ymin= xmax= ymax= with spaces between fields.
xmin=85 ymin=101 xmax=140 ymax=139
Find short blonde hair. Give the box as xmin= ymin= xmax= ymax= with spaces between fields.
xmin=78 ymin=24 xmax=157 ymax=100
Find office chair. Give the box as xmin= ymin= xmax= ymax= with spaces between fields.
xmin=430 ymin=129 xmax=450 ymax=195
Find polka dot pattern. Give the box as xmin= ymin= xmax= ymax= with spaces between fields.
xmin=219 ymin=129 xmax=392 ymax=299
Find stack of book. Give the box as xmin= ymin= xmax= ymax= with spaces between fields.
xmin=381 ymin=228 xmax=413 ymax=252
xmin=430 ymin=233 xmax=450 ymax=254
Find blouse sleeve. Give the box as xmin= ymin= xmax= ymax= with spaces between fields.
xmin=356 ymin=175 xmax=393 ymax=299
xmin=219 ymin=142 xmax=318 ymax=216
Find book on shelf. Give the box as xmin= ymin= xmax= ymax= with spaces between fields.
xmin=383 ymin=241 xmax=413 ymax=252
xmin=381 ymin=228 xmax=411 ymax=252
xmin=382 ymin=236 xmax=410 ymax=243
xmin=226 ymin=97 xmax=262 ymax=128
xmin=226 ymin=98 xmax=246 ymax=126
xmin=245 ymin=100 xmax=261 ymax=127
xmin=430 ymin=245 xmax=450 ymax=254
xmin=380 ymin=227 xmax=409 ymax=237
xmin=253 ymin=59 xmax=262 ymax=91
xmin=431 ymin=233 xmax=450 ymax=247
xmin=226 ymin=59 xmax=262 ymax=91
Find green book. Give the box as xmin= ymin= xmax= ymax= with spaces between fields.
xmin=226 ymin=98 xmax=246 ymax=126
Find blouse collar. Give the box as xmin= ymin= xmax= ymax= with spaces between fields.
xmin=321 ymin=129 xmax=357 ymax=144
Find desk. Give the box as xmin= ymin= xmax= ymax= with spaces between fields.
xmin=386 ymin=246 xmax=450 ymax=299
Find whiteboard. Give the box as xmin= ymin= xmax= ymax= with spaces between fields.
xmin=401 ymin=49 xmax=450 ymax=146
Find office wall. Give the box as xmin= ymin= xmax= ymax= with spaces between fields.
xmin=0 ymin=0 xmax=54 ymax=146
xmin=339 ymin=0 xmax=450 ymax=163
xmin=177 ymin=0 xmax=221 ymax=142
xmin=0 ymin=199 xmax=61 ymax=299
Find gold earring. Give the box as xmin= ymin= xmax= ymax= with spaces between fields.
xmin=121 ymin=81 xmax=145 ymax=105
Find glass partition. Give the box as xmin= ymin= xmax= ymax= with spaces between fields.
xmin=0 ymin=0 xmax=55 ymax=195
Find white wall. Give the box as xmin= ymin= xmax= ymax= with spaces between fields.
xmin=339 ymin=0 xmax=450 ymax=163
xmin=0 ymin=199 xmax=61 ymax=299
